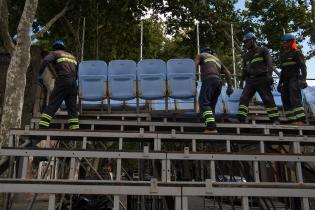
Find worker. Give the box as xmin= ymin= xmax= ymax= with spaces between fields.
xmin=38 ymin=40 xmax=79 ymax=130
xmin=238 ymin=33 xmax=280 ymax=124
xmin=195 ymin=47 xmax=234 ymax=133
xmin=277 ymin=33 xmax=307 ymax=125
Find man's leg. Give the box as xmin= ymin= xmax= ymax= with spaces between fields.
xmin=290 ymin=77 xmax=306 ymax=124
xmin=237 ymin=83 xmax=255 ymax=122
xmin=65 ymin=79 xmax=80 ymax=130
xmin=256 ymin=83 xmax=279 ymax=123
xmin=39 ymin=80 xmax=66 ymax=128
xmin=281 ymin=81 xmax=296 ymax=122
xmin=199 ymin=78 xmax=217 ymax=131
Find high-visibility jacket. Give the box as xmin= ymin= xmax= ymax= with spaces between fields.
xmin=39 ymin=50 xmax=78 ymax=79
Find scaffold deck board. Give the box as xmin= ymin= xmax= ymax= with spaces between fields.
xmin=0 ymin=179 xmax=314 ymax=197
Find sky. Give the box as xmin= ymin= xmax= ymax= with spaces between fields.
xmin=235 ymin=0 xmax=315 ymax=85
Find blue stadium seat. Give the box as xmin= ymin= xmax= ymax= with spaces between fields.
xmin=302 ymin=86 xmax=315 ymax=115
xmin=222 ymin=88 xmax=243 ymax=116
xmin=108 ymin=60 xmax=137 ymax=101
xmin=78 ymin=60 xmax=107 ymax=102
xmin=167 ymin=59 xmax=196 ymax=99
xmin=255 ymin=90 xmax=282 ymax=107
xmin=137 ymin=59 xmax=167 ymax=100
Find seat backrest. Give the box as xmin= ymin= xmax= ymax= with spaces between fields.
xmin=78 ymin=60 xmax=107 ymax=101
xmin=137 ymin=59 xmax=166 ymax=100
xmin=108 ymin=60 xmax=137 ymax=100
xmin=167 ymin=58 xmax=196 ymax=99
xmin=137 ymin=59 xmax=166 ymax=77
xmin=79 ymin=60 xmax=107 ymax=77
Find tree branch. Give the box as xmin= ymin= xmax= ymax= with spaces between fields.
xmin=0 ymin=0 xmax=15 ymax=55
xmin=32 ymin=0 xmax=71 ymax=38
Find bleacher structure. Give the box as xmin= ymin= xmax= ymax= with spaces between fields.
xmin=1 ymin=59 xmax=315 ymax=210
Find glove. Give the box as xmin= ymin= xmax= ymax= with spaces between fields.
xmin=37 ymin=75 xmax=43 ymax=85
xmin=239 ymin=80 xmax=244 ymax=89
xmin=226 ymin=85 xmax=234 ymax=97
xmin=299 ymin=79 xmax=308 ymax=89
xmin=277 ymin=83 xmax=283 ymax=93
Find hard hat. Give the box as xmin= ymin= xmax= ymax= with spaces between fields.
xmin=243 ymin=32 xmax=256 ymax=41
xmin=52 ymin=39 xmax=65 ymax=47
xmin=281 ymin=33 xmax=296 ymax=41
xmin=200 ymin=47 xmax=215 ymax=55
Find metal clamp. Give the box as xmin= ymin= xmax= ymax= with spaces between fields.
xmin=205 ymin=179 xmax=214 ymax=194
xmin=184 ymin=147 xmax=190 ymax=158
xmin=150 ymin=178 xmax=158 ymax=193
xmin=143 ymin=146 xmax=149 ymax=157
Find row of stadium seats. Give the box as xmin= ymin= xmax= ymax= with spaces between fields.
xmin=77 ymin=59 xmax=315 ymax=117
xmin=79 ymin=59 xmax=196 ymax=103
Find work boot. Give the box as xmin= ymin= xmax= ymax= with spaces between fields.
xmin=291 ymin=121 xmax=305 ymax=126
xmin=203 ymin=127 xmax=218 ymax=134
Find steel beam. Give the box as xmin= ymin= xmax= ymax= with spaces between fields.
xmin=0 ymin=180 xmax=315 ymax=197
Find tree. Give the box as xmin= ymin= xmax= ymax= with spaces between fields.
xmin=0 ymin=0 xmax=70 ymax=146
xmin=243 ymin=0 xmax=312 ymax=60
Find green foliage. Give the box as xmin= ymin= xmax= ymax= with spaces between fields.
xmin=4 ymin=0 xmax=314 ymax=66
xmin=243 ymin=0 xmax=313 ymax=59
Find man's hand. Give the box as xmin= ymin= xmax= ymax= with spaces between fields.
xmin=277 ymin=83 xmax=283 ymax=92
xmin=267 ymin=76 xmax=274 ymax=86
xmin=226 ymin=85 xmax=234 ymax=96
xmin=299 ymin=79 xmax=308 ymax=89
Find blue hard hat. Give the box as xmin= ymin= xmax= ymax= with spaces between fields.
xmin=281 ymin=33 xmax=296 ymax=41
xmin=200 ymin=47 xmax=215 ymax=55
xmin=52 ymin=39 xmax=65 ymax=47
xmin=243 ymin=32 xmax=256 ymax=41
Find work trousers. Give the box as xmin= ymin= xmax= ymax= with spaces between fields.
xmin=39 ymin=77 xmax=79 ymax=129
xmin=199 ymin=77 xmax=222 ymax=128
xmin=281 ymin=76 xmax=305 ymax=122
xmin=238 ymin=78 xmax=279 ymax=122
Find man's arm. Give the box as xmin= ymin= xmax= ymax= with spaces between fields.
xmin=194 ymin=54 xmax=201 ymax=69
xmin=221 ymin=63 xmax=232 ymax=86
xmin=263 ymin=48 xmax=274 ymax=78
xmin=38 ymin=52 xmax=57 ymax=75
xmin=295 ymin=51 xmax=307 ymax=80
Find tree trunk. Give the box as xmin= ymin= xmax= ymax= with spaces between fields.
xmin=0 ymin=0 xmax=38 ymax=146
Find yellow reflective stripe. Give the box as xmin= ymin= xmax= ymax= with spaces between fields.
xmin=205 ymin=118 xmax=215 ymax=123
xmin=41 ymin=113 xmax=52 ymax=120
xmin=239 ymin=105 xmax=248 ymax=110
xmin=202 ymin=111 xmax=213 ymax=118
xmin=266 ymin=107 xmax=278 ymax=112
xmin=285 ymin=111 xmax=294 ymax=115
xmin=57 ymin=58 xmax=78 ymax=65
xmin=295 ymin=113 xmax=305 ymax=118
xmin=39 ymin=121 xmax=49 ymax=126
xmin=70 ymin=125 xmax=80 ymax=130
xmin=237 ymin=111 xmax=248 ymax=116
xmin=204 ymin=58 xmax=222 ymax=69
xmin=68 ymin=118 xmax=79 ymax=123
xmin=268 ymin=113 xmax=280 ymax=117
xmin=250 ymin=57 xmax=264 ymax=64
xmin=287 ymin=116 xmax=297 ymax=120
xmin=282 ymin=61 xmax=297 ymax=67
xmin=294 ymin=107 xmax=304 ymax=112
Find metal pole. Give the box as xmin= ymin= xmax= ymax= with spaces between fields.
xmin=231 ymin=24 xmax=237 ymax=88
xmin=196 ymin=21 xmax=201 ymax=81
xmin=96 ymin=4 xmax=99 ymax=59
xmin=140 ymin=21 xmax=143 ymax=60
xmin=81 ymin=17 xmax=86 ymax=62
